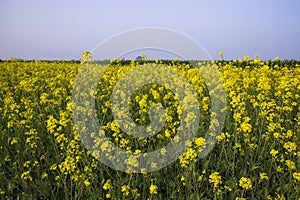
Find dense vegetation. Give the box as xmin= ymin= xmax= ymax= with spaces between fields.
xmin=0 ymin=58 xmax=299 ymax=199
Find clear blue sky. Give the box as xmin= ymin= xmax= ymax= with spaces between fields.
xmin=1 ymin=0 xmax=300 ymax=60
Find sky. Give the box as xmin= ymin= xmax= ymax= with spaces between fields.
xmin=0 ymin=0 xmax=300 ymax=60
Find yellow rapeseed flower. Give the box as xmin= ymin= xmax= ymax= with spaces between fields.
xmin=106 ymin=193 xmax=111 ymax=199
xmin=103 ymin=179 xmax=112 ymax=190
xmin=84 ymin=180 xmax=91 ymax=187
xmin=149 ymin=184 xmax=158 ymax=195
xmin=259 ymin=172 xmax=269 ymax=180
xmin=21 ymin=171 xmax=33 ymax=181
xmin=283 ymin=142 xmax=297 ymax=152
xmin=194 ymin=137 xmax=206 ymax=147
xmin=274 ymin=56 xmax=280 ymax=61
xmin=293 ymin=172 xmax=300 ymax=181
xmin=285 ymin=160 xmax=296 ymax=170
xmin=121 ymin=185 xmax=130 ymax=196
xmin=209 ymin=172 xmax=222 ymax=188
xmin=270 ymin=149 xmax=279 ymax=157
xmin=239 ymin=177 xmax=252 ymax=190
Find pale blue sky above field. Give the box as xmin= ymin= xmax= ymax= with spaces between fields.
xmin=0 ymin=0 xmax=300 ymax=60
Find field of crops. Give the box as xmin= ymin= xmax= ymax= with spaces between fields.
xmin=0 ymin=57 xmax=299 ymax=199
